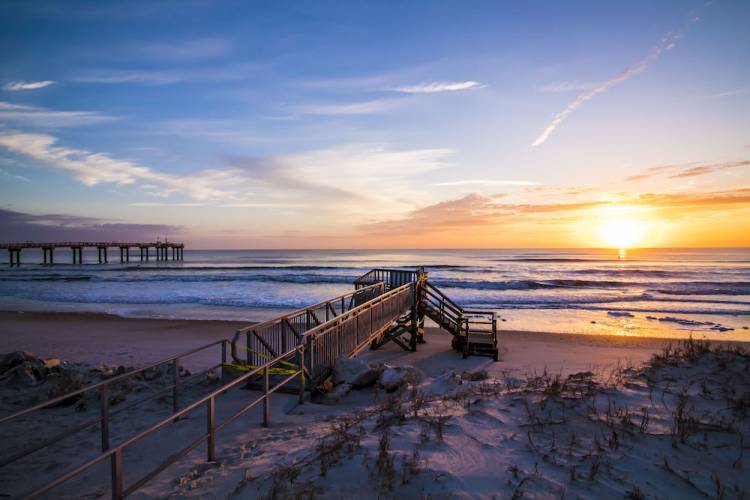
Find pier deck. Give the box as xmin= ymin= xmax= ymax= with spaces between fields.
xmin=1 ymin=241 xmax=184 ymax=265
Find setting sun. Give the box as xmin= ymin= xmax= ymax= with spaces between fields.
xmin=597 ymin=216 xmax=647 ymax=249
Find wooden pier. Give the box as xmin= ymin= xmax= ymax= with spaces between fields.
xmin=0 ymin=241 xmax=184 ymax=265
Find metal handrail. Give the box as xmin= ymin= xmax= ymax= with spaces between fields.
xmin=24 ymin=346 xmax=305 ymax=499
xmin=303 ymin=283 xmax=415 ymax=383
xmin=0 ymin=360 xmax=223 ymax=469
xmin=302 ymin=282 xmax=413 ymax=340
xmin=1 ymin=339 xmax=229 ymax=479
xmin=234 ymin=282 xmax=384 ymax=336
xmin=0 ymin=340 xmax=226 ymax=425
xmin=231 ymin=282 xmax=385 ymax=364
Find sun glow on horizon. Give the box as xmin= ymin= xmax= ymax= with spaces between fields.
xmin=596 ymin=214 xmax=648 ymax=251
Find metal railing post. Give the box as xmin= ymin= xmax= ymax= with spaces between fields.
xmin=263 ymin=365 xmax=270 ymax=427
xmin=100 ymin=385 xmax=110 ymax=452
xmin=221 ymin=340 xmax=227 ymax=385
xmin=207 ymin=397 xmax=216 ymax=462
xmin=172 ymin=359 xmax=179 ymax=414
xmin=297 ymin=347 xmax=305 ymax=404
xmin=246 ymin=331 xmax=251 ymax=365
xmin=111 ymin=448 xmax=123 ymax=500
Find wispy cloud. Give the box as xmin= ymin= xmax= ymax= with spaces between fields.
xmin=391 ymin=81 xmax=484 ymax=94
xmin=0 ymin=131 xmax=452 ymax=219
xmin=701 ymin=88 xmax=750 ymax=99
xmin=74 ymin=62 xmax=260 ymax=86
xmin=0 ymin=101 xmax=117 ymax=127
xmin=0 ymin=131 xmax=246 ymax=200
xmin=537 ymin=81 xmax=595 ymax=93
xmin=435 ymin=180 xmax=539 ymax=187
xmin=140 ymin=37 xmax=230 ymax=61
xmin=3 ymin=80 xmax=55 ymax=91
xmin=300 ymin=98 xmax=403 ymax=115
xmin=532 ymin=7 xmax=706 ymax=147
xmin=625 ymin=160 xmax=749 ymax=181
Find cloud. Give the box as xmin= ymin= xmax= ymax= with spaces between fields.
xmin=140 ymin=38 xmax=230 ymax=61
xmin=391 ymin=81 xmax=484 ymax=94
xmin=362 ymin=186 xmax=750 ymax=237
xmin=532 ymin=7 xmax=706 ymax=146
xmin=0 ymin=167 xmax=30 ymax=182
xmin=226 ymin=144 xmax=453 ymax=213
xmin=0 ymin=131 xmax=246 ymax=200
xmin=537 ymin=81 xmax=595 ymax=93
xmin=300 ymin=98 xmax=403 ymax=115
xmin=3 ymin=80 xmax=55 ymax=91
xmin=625 ymin=160 xmax=749 ymax=181
xmin=701 ymin=88 xmax=750 ymax=99
xmin=0 ymin=208 xmax=181 ymax=242
xmin=0 ymin=101 xmax=117 ymax=127
xmin=670 ymin=160 xmax=750 ymax=179
xmin=74 ymin=62 xmax=260 ymax=86
xmin=434 ymin=180 xmax=539 ymax=187
xmin=0 ymin=131 xmax=452 ymax=218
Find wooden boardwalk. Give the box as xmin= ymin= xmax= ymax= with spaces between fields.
xmin=1 ymin=241 xmax=184 ymax=265
xmin=2 ymin=267 xmax=497 ymax=498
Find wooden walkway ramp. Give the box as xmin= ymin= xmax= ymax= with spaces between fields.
xmin=4 ymin=267 xmax=497 ymax=498
xmin=230 ymin=267 xmax=498 ymax=386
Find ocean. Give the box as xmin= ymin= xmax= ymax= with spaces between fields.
xmin=1 ymin=248 xmax=748 ymax=340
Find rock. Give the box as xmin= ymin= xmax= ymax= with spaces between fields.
xmin=2 ymin=363 xmax=40 ymax=387
xmin=0 ymin=352 xmax=49 ymax=386
xmin=42 ymin=358 xmax=61 ymax=370
xmin=33 ymin=370 xmax=84 ymax=405
xmin=332 ymin=357 xmax=378 ymax=388
xmin=378 ymin=365 xmax=422 ymax=392
xmin=322 ymin=383 xmax=352 ymax=404
xmin=461 ymin=370 xmax=488 ymax=382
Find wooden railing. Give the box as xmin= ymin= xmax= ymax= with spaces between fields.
xmin=354 ymin=268 xmax=418 ymax=291
xmin=422 ymin=281 xmax=464 ymax=334
xmin=23 ymin=347 xmax=304 ymax=499
xmin=303 ymin=282 xmax=415 ymax=384
xmin=0 ymin=340 xmax=229 ymax=495
xmin=231 ymin=282 xmax=385 ymax=367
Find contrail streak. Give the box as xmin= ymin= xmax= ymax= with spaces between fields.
xmin=532 ymin=7 xmax=707 ymax=147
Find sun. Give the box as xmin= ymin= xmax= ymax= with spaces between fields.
xmin=596 ymin=216 xmax=647 ymax=250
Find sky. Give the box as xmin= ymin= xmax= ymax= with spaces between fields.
xmin=0 ymin=0 xmax=749 ymax=249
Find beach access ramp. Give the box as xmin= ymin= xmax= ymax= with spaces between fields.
xmin=4 ymin=267 xmax=497 ymax=498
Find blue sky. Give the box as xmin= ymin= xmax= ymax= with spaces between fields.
xmin=1 ymin=1 xmax=749 ymax=248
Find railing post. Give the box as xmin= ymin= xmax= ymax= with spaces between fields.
xmin=172 ymin=359 xmax=179 ymax=414
xmin=207 ymin=397 xmax=216 ymax=462
xmin=263 ymin=365 xmax=270 ymax=427
xmin=246 ymin=331 xmax=251 ymax=365
xmin=100 ymin=385 xmax=110 ymax=452
xmin=111 ymin=448 xmax=123 ymax=500
xmin=221 ymin=340 xmax=227 ymax=385
xmin=410 ymin=284 xmax=418 ymax=352
xmin=306 ymin=335 xmax=314 ymax=383
xmin=297 ymin=347 xmax=305 ymax=404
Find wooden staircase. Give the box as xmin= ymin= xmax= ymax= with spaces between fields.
xmin=421 ymin=281 xmax=499 ymax=361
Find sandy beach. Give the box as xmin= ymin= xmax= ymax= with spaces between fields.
xmin=0 ymin=310 xmax=697 ymax=374
xmin=3 ymin=309 xmax=749 ymax=498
